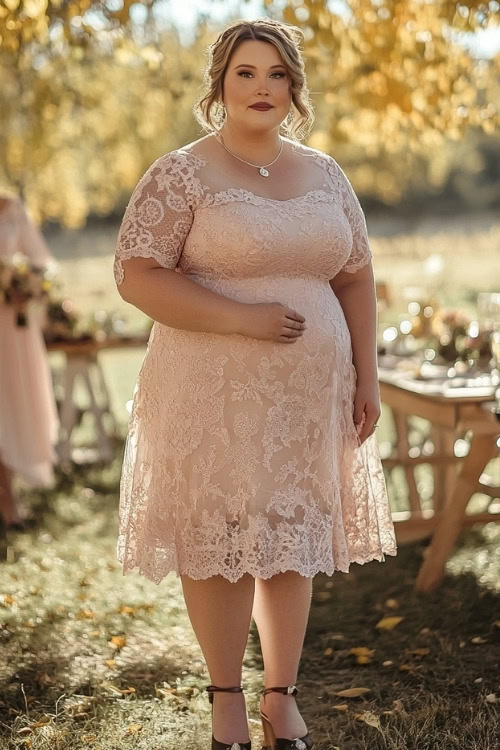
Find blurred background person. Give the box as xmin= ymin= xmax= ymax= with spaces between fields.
xmin=0 ymin=193 xmax=59 ymax=531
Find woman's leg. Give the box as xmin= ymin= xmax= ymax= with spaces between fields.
xmin=181 ymin=573 xmax=255 ymax=743
xmin=252 ymin=571 xmax=313 ymax=738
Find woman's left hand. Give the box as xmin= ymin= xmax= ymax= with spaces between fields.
xmin=353 ymin=378 xmax=381 ymax=445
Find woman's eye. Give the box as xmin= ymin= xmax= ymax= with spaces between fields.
xmin=238 ymin=71 xmax=285 ymax=78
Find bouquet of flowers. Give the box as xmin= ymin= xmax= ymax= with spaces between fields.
xmin=0 ymin=252 xmax=56 ymax=327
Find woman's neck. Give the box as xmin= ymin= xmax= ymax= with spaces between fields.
xmin=216 ymin=123 xmax=283 ymax=165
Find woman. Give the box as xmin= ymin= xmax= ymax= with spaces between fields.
xmin=0 ymin=194 xmax=59 ymax=530
xmin=114 ymin=18 xmax=397 ymax=750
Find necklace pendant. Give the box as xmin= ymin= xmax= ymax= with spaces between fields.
xmin=259 ymin=167 xmax=269 ymax=177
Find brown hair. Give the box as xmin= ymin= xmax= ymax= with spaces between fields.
xmin=193 ymin=18 xmax=314 ymax=141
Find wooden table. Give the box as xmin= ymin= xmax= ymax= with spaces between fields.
xmin=46 ymin=336 xmax=149 ymax=465
xmin=378 ymin=361 xmax=500 ymax=593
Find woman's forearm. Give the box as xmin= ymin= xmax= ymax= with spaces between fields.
xmin=119 ymin=264 xmax=246 ymax=335
xmin=334 ymin=278 xmax=378 ymax=383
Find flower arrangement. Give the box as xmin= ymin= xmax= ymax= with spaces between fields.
xmin=0 ymin=252 xmax=56 ymax=326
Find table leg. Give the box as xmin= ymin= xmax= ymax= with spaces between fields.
xmin=415 ymin=434 xmax=497 ymax=593
xmin=393 ymin=411 xmax=422 ymax=514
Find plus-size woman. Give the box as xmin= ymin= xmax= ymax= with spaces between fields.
xmin=114 ymin=18 xmax=397 ymax=750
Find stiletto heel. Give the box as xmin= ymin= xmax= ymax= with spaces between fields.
xmin=206 ymin=684 xmax=252 ymax=750
xmin=259 ymin=685 xmax=313 ymax=750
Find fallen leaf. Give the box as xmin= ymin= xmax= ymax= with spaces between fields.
xmin=76 ymin=609 xmax=95 ymax=620
xmin=323 ymin=647 xmax=334 ymax=656
xmin=375 ymin=616 xmax=404 ymax=631
xmin=1 ymin=594 xmax=16 ymax=605
xmin=385 ymin=598 xmax=399 ymax=609
xmin=315 ymin=591 xmax=331 ymax=601
xmin=349 ymin=647 xmax=375 ymax=657
xmin=349 ymin=646 xmax=375 ymax=665
xmin=109 ymin=635 xmax=126 ymax=650
xmin=104 ymin=659 xmax=116 ymax=669
xmin=127 ymin=723 xmax=143 ymax=734
xmin=118 ymin=606 xmax=137 ymax=615
xmin=334 ymin=687 xmax=371 ymax=698
xmin=382 ymin=660 xmax=393 ymax=666
xmin=29 ymin=715 xmax=51 ymax=728
xmin=332 ymin=703 xmax=349 ymax=711
xmin=485 ymin=693 xmax=498 ymax=704
xmin=408 ymin=648 xmax=430 ymax=657
xmin=471 ymin=636 xmax=488 ymax=644
xmin=354 ymin=711 xmax=381 ymax=730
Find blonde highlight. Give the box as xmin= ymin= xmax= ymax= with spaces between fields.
xmin=193 ymin=18 xmax=315 ymax=142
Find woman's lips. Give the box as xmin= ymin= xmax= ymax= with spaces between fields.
xmin=249 ymin=104 xmax=273 ymax=110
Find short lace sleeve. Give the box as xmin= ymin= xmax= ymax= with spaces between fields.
xmin=336 ymin=162 xmax=373 ymax=273
xmin=114 ymin=151 xmax=194 ymax=286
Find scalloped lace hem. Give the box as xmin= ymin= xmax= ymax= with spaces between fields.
xmin=117 ymin=547 xmax=398 ymax=585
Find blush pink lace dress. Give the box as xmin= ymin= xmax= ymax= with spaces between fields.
xmin=114 ymin=137 xmax=397 ymax=584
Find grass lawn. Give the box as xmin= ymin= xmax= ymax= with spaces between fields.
xmin=0 ymin=460 xmax=499 ymax=750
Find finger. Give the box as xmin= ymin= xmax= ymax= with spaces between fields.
xmin=285 ymin=310 xmax=305 ymax=323
xmin=353 ymin=402 xmax=365 ymax=427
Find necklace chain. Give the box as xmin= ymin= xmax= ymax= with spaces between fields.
xmin=215 ymin=132 xmax=283 ymax=177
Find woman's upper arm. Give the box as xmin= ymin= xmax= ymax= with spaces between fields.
xmin=113 ymin=151 xmax=194 ymax=291
xmin=330 ymin=157 xmax=374 ymax=275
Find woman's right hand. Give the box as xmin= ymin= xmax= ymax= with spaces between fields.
xmin=236 ymin=302 xmax=307 ymax=343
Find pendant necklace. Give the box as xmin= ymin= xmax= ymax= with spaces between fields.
xmin=215 ymin=132 xmax=283 ymax=177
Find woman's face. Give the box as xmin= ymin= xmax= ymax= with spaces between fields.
xmin=221 ymin=40 xmax=292 ymax=132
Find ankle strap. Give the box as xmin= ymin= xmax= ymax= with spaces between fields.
xmin=206 ymin=684 xmax=243 ymax=704
xmin=263 ymin=684 xmax=298 ymax=696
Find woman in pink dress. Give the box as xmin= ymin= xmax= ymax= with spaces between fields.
xmin=114 ymin=18 xmax=397 ymax=750
xmin=0 ymin=194 xmax=59 ymax=530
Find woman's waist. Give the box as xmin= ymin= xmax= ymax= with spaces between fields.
xmin=182 ymin=272 xmax=340 ymax=316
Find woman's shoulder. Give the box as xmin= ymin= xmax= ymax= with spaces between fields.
xmin=146 ymin=140 xmax=209 ymax=174
xmin=287 ymin=138 xmax=336 ymax=164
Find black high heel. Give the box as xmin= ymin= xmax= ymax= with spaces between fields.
xmin=259 ymin=685 xmax=313 ymax=750
xmin=206 ymin=684 xmax=252 ymax=750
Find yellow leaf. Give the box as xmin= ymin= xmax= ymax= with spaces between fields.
xmin=334 ymin=687 xmax=371 ymax=698
xmin=349 ymin=647 xmax=375 ymax=657
xmin=118 ymin=605 xmax=136 ymax=615
xmin=385 ymin=598 xmax=398 ymax=609
xmin=354 ymin=711 xmax=382 ymax=730
xmin=323 ymin=647 xmax=334 ymax=656
xmin=471 ymin=636 xmax=487 ymax=644
xmin=349 ymin=647 xmax=375 ymax=664
xmin=104 ymin=659 xmax=116 ymax=669
xmin=109 ymin=635 xmax=126 ymax=649
xmin=333 ymin=703 xmax=349 ymax=711
xmin=375 ymin=616 xmax=404 ymax=631
xmin=76 ymin=609 xmax=95 ymax=620
xmin=408 ymin=648 xmax=430 ymax=657
xmin=127 ymin=723 xmax=143 ymax=734
xmin=357 ymin=655 xmax=372 ymax=664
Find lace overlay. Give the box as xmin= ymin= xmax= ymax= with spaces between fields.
xmin=114 ymin=139 xmax=397 ymax=583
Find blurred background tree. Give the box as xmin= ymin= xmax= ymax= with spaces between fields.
xmin=0 ymin=0 xmax=498 ymax=226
